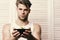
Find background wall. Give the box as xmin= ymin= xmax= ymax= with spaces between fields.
xmin=30 ymin=0 xmax=48 ymax=40
xmin=54 ymin=0 xmax=60 ymax=40
xmin=0 ymin=0 xmax=9 ymax=40
xmin=0 ymin=0 xmax=60 ymax=40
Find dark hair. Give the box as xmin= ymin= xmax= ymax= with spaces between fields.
xmin=16 ymin=0 xmax=32 ymax=8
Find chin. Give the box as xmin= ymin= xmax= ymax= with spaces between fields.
xmin=18 ymin=16 xmax=28 ymax=22
xmin=20 ymin=19 xmax=27 ymax=22
xmin=19 ymin=18 xmax=27 ymax=22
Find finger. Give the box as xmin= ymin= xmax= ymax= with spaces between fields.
xmin=13 ymin=32 xmax=20 ymax=37
xmin=25 ymin=30 xmax=31 ymax=33
xmin=21 ymin=34 xmax=23 ymax=36
xmin=12 ymin=30 xmax=18 ymax=34
xmin=23 ymin=32 xmax=29 ymax=36
xmin=21 ymin=33 xmax=29 ymax=38
xmin=21 ymin=34 xmax=27 ymax=38
xmin=16 ymin=33 xmax=20 ymax=37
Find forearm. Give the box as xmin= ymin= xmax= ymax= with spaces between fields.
xmin=27 ymin=34 xmax=39 ymax=40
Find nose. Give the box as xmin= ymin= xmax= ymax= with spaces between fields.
xmin=22 ymin=10 xmax=25 ymax=14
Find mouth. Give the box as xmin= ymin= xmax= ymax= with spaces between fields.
xmin=20 ymin=15 xmax=26 ymax=19
xmin=21 ymin=16 xmax=25 ymax=18
xmin=21 ymin=15 xmax=26 ymax=17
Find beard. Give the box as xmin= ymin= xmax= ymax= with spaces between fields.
xmin=18 ymin=14 xmax=28 ymax=22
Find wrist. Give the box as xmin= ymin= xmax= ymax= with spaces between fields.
xmin=28 ymin=34 xmax=38 ymax=40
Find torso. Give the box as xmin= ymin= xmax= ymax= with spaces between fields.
xmin=10 ymin=22 xmax=35 ymax=40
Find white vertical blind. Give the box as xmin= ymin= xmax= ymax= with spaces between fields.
xmin=0 ymin=0 xmax=9 ymax=40
xmin=29 ymin=0 xmax=48 ymax=40
xmin=54 ymin=0 xmax=60 ymax=40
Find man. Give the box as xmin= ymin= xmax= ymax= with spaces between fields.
xmin=2 ymin=0 xmax=41 ymax=40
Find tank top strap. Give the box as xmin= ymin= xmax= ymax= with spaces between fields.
xmin=29 ymin=22 xmax=34 ymax=34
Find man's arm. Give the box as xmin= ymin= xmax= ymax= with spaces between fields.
xmin=2 ymin=24 xmax=21 ymax=40
xmin=27 ymin=23 xmax=41 ymax=40
xmin=32 ymin=23 xmax=41 ymax=40
xmin=2 ymin=24 xmax=11 ymax=40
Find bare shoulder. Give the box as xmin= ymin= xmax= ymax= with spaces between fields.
xmin=33 ymin=23 xmax=41 ymax=33
xmin=33 ymin=23 xmax=41 ymax=29
xmin=33 ymin=23 xmax=41 ymax=40
xmin=2 ymin=24 xmax=11 ymax=40
xmin=3 ymin=23 xmax=11 ymax=30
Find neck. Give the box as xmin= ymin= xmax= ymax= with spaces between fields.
xmin=15 ymin=18 xmax=29 ymax=26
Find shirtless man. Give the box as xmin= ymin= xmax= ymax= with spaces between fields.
xmin=2 ymin=0 xmax=41 ymax=40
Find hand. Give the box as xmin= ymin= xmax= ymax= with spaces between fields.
xmin=20 ymin=29 xmax=38 ymax=40
xmin=21 ymin=29 xmax=31 ymax=38
xmin=11 ymin=29 xmax=21 ymax=40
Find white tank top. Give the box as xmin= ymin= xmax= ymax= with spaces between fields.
xmin=10 ymin=22 xmax=34 ymax=40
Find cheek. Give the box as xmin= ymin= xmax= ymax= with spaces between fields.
xmin=17 ymin=11 xmax=21 ymax=17
xmin=17 ymin=10 xmax=21 ymax=15
xmin=18 ymin=10 xmax=21 ymax=13
xmin=25 ymin=11 xmax=29 ymax=15
xmin=25 ymin=11 xmax=28 ymax=14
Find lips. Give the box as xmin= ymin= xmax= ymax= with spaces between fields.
xmin=21 ymin=15 xmax=25 ymax=17
xmin=21 ymin=15 xmax=26 ymax=17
